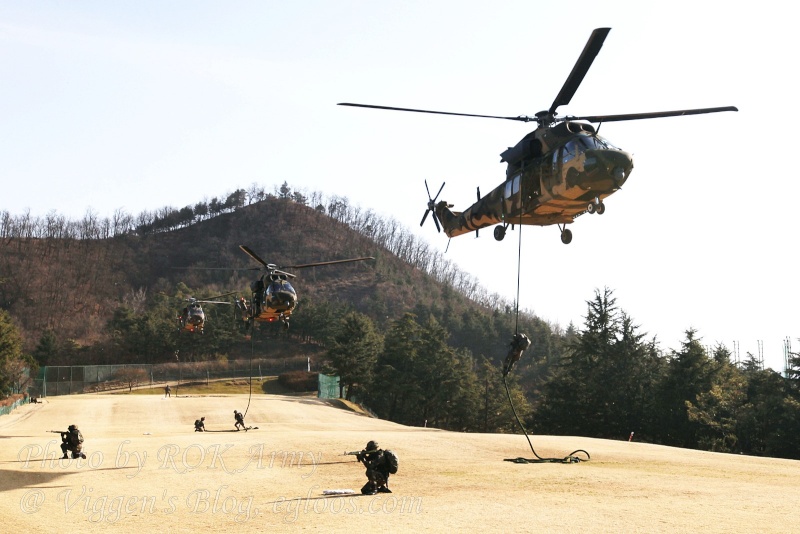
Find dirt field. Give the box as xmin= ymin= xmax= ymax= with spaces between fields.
xmin=1 ymin=392 xmax=797 ymax=533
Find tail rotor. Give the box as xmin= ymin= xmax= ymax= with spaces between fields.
xmin=421 ymin=180 xmax=445 ymax=233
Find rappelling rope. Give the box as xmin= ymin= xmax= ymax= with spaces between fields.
xmin=502 ymin=373 xmax=589 ymax=464
xmin=503 ymin=214 xmax=589 ymax=464
xmin=243 ymin=321 xmax=254 ymax=418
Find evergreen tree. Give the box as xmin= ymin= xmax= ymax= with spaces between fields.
xmin=367 ymin=313 xmax=486 ymax=429
xmin=737 ymin=362 xmax=798 ymax=458
xmin=685 ymin=353 xmax=747 ymax=452
xmin=326 ymin=312 xmax=382 ymax=400
xmin=533 ymin=288 xmax=664 ymax=441
xmin=33 ymin=329 xmax=58 ymax=367
xmin=534 ymin=288 xmax=620 ymax=436
xmin=0 ymin=309 xmax=31 ymax=396
xmin=478 ymin=357 xmax=532 ymax=433
xmin=657 ymin=329 xmax=714 ymax=448
xmin=368 ymin=313 xmax=423 ymax=423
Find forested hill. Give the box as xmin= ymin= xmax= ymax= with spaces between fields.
xmin=3 ymin=188 xmax=800 ymax=459
xmin=0 ymin=190 xmax=553 ymax=365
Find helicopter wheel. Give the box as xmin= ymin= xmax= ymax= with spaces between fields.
xmin=561 ymin=228 xmax=573 ymax=245
xmin=493 ymin=225 xmax=506 ymax=241
xmin=596 ymin=202 xmax=606 ymax=215
xmin=586 ymin=202 xmax=596 ymax=214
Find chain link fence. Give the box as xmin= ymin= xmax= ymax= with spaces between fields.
xmin=0 ymin=395 xmax=29 ymax=416
xmin=31 ymin=357 xmax=310 ymax=397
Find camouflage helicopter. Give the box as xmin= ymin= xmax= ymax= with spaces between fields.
xmin=177 ymin=293 xmax=235 ymax=334
xmin=340 ymin=27 xmax=737 ymax=244
xmin=235 ymin=245 xmax=374 ymax=330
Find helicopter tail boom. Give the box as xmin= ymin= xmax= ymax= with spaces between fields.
xmin=433 ymin=201 xmax=494 ymax=238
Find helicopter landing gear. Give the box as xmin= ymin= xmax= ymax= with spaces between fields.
xmin=558 ymin=224 xmax=573 ymax=244
xmin=493 ymin=225 xmax=507 ymax=241
xmin=587 ymin=198 xmax=605 ymax=215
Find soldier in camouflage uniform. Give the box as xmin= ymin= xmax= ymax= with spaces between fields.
xmin=60 ymin=424 xmax=86 ymax=459
xmin=503 ymin=333 xmax=531 ymax=377
xmin=357 ymin=440 xmax=392 ymax=495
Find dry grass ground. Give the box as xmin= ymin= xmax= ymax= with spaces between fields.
xmin=1 ymin=390 xmax=797 ymax=533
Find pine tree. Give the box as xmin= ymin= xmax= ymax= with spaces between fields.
xmin=326 ymin=312 xmax=382 ymax=400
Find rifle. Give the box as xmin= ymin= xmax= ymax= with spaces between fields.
xmin=344 ymin=450 xmax=364 ymax=460
xmin=49 ymin=430 xmax=66 ymax=434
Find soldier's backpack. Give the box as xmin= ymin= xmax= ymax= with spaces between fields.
xmin=384 ymin=449 xmax=399 ymax=474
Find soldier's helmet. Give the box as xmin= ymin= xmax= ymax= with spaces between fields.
xmin=201 ymin=417 xmax=205 ymax=421
xmin=68 ymin=424 xmax=77 ymax=431
xmin=365 ymin=440 xmax=379 ymax=452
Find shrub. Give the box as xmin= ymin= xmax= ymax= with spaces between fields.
xmin=278 ymin=371 xmax=318 ymax=392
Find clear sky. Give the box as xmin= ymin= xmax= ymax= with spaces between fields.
xmin=1 ymin=1 xmax=796 ymax=371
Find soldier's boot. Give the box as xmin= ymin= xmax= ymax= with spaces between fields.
xmin=377 ymin=486 xmax=392 ymax=493
xmin=62 ymin=454 xmax=69 ymax=459
xmin=361 ymin=482 xmax=377 ymax=495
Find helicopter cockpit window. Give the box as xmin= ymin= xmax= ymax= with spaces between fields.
xmin=562 ymin=140 xmax=579 ymax=163
xmin=504 ymin=174 xmax=521 ymax=199
xmin=269 ymin=280 xmax=296 ymax=293
xmin=577 ymin=135 xmax=619 ymax=151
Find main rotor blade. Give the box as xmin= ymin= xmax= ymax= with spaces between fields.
xmin=174 ymin=266 xmax=261 ymax=271
xmin=283 ymin=257 xmax=375 ymax=270
xmin=549 ymin=27 xmax=611 ymax=115
xmin=239 ymin=245 xmax=270 ymax=267
xmin=202 ymin=291 xmax=238 ymax=301
xmin=567 ymin=106 xmax=738 ymax=123
xmin=338 ymin=103 xmax=535 ymax=123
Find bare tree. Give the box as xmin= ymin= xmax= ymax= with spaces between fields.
xmin=112 ymin=367 xmax=150 ymax=392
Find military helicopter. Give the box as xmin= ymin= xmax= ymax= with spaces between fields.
xmin=235 ymin=245 xmax=374 ymax=329
xmin=339 ymin=27 xmax=737 ymax=244
xmin=177 ymin=294 xmax=235 ymax=334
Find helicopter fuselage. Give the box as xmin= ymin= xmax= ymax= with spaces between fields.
xmin=250 ymin=275 xmax=298 ymax=323
xmin=434 ymin=122 xmax=633 ymax=240
xmin=178 ymin=303 xmax=206 ymax=333
xmin=235 ymin=244 xmax=373 ymax=330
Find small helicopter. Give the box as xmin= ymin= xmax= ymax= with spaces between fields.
xmin=235 ymin=245 xmax=374 ymax=329
xmin=340 ymin=27 xmax=737 ymax=244
xmin=177 ymin=294 xmax=234 ymax=334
